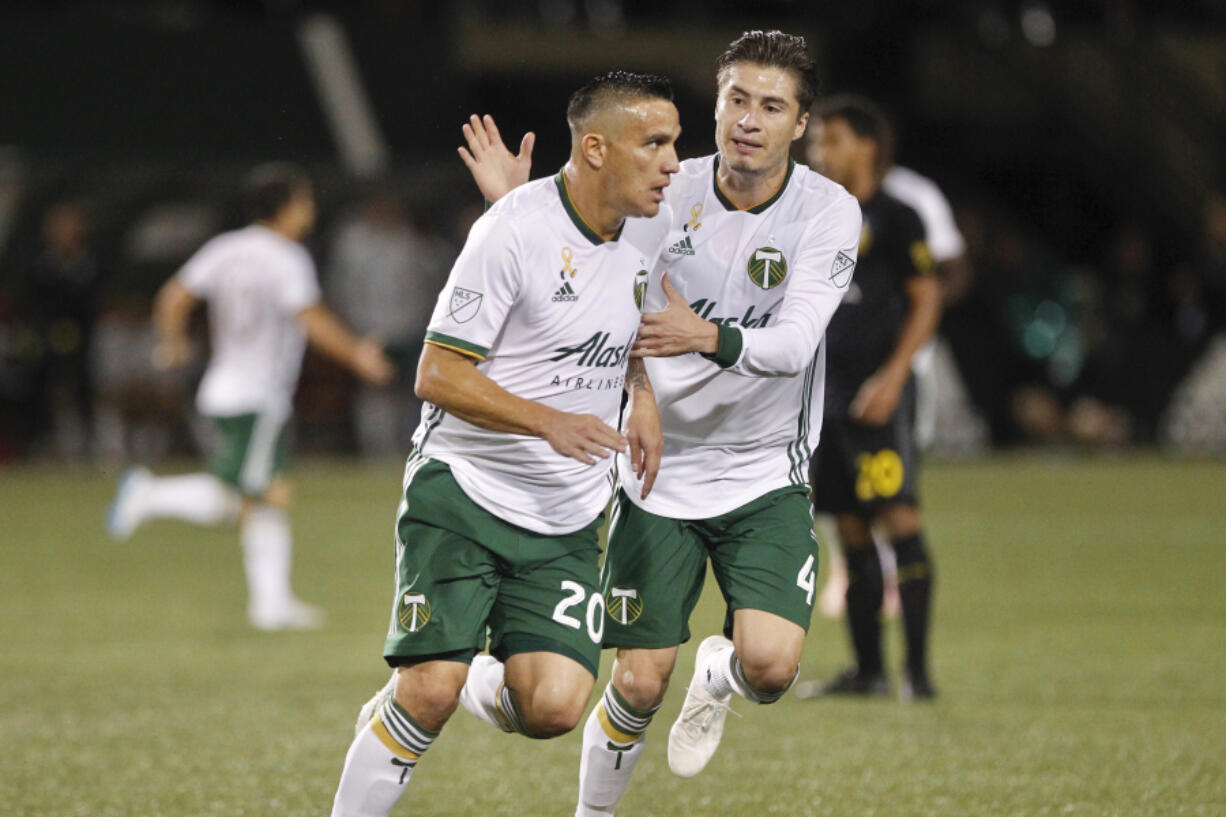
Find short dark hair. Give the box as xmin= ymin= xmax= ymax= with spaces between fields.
xmin=243 ymin=162 xmax=312 ymax=223
xmin=716 ymin=30 xmax=819 ymax=115
xmin=814 ymin=94 xmax=896 ymax=173
xmin=566 ymin=70 xmax=674 ymax=135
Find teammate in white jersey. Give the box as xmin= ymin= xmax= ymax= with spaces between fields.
xmin=106 ymin=164 xmax=393 ymax=630
xmin=459 ymin=30 xmax=861 ymax=813
xmin=330 ymin=72 xmax=679 ymax=817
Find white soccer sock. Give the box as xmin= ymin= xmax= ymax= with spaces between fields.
xmin=576 ymin=683 xmax=656 ymax=817
xmin=701 ymin=645 xmax=793 ymax=704
xmin=240 ymin=505 xmax=293 ymax=614
xmin=331 ymin=697 xmax=437 ymax=817
xmin=141 ymin=473 xmax=241 ymax=527
xmin=700 ymin=643 xmax=739 ymax=699
xmin=458 ymin=655 xmax=521 ymax=734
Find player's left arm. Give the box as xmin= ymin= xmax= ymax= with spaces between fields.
xmin=849 ymin=226 xmax=943 ymax=426
xmin=296 ymin=304 xmax=395 ymax=386
xmin=632 ymin=194 xmax=862 ymax=378
xmin=622 ymin=357 xmax=661 ymax=499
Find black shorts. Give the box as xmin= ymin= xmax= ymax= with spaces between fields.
xmin=810 ymin=382 xmax=919 ymax=515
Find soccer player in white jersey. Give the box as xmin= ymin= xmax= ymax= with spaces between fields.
xmin=329 ymin=71 xmax=680 ymax=817
xmin=457 ymin=30 xmax=861 ymax=814
xmin=105 ymin=164 xmax=393 ymax=630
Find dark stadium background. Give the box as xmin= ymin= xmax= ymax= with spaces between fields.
xmin=1 ymin=0 xmax=1224 ymax=459
xmin=2 ymin=5 xmax=1225 ymax=817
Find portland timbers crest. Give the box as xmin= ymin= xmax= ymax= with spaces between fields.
xmin=747 ymin=247 xmax=787 ymax=289
xmin=633 ymin=269 xmax=649 ymax=310
xmin=397 ymin=591 xmax=432 ymax=633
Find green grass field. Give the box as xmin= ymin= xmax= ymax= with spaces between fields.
xmin=2 ymin=455 xmax=1224 ymax=816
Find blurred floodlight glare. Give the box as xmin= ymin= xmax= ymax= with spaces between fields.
xmin=1021 ymin=3 xmax=1057 ymax=47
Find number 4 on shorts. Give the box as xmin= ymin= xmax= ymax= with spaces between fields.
xmin=796 ymin=554 xmax=816 ymax=606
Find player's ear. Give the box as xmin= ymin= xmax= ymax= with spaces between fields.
xmin=792 ymin=111 xmax=809 ymax=142
xmin=580 ymin=132 xmax=607 ymax=170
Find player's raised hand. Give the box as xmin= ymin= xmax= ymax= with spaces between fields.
xmin=458 ymin=114 xmax=534 ymax=204
xmin=541 ymin=411 xmax=627 ymax=466
xmin=631 ymin=272 xmax=719 ymax=358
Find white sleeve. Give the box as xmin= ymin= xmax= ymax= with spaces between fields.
xmin=277 ymin=245 xmax=322 ymax=314
xmin=709 ymin=195 xmax=861 ymax=377
xmin=423 ymin=212 xmax=521 ymax=360
xmin=884 ymin=168 xmax=965 ymax=263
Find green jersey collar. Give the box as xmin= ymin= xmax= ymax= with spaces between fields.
xmin=555 ymin=170 xmax=623 ymax=245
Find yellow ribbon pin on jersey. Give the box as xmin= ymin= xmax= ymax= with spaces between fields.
xmin=561 ymin=246 xmax=577 ymax=277
xmin=687 ymin=203 xmax=703 ymax=232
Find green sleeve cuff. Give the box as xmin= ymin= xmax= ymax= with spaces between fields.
xmin=701 ymin=323 xmax=742 ymax=369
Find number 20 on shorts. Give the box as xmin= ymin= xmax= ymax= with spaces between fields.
xmin=552 ymin=580 xmax=606 ymax=643
xmin=855 ymin=449 xmax=904 ymax=502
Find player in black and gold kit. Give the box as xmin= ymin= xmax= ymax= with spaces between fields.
xmin=801 ymin=96 xmax=943 ymax=700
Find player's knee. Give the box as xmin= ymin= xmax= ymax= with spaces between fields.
xmin=613 ymin=666 xmax=669 ymax=711
xmin=393 ymin=666 xmax=463 ymax=732
xmin=739 ymin=655 xmax=798 ymax=699
xmin=879 ymin=503 xmax=921 ymax=540
xmin=518 ymin=684 xmax=588 ymax=738
xmin=263 ymin=478 xmax=293 ymax=509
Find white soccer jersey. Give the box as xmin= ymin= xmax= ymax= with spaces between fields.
xmin=883 ymin=166 xmax=965 ymax=264
xmin=415 ymin=172 xmax=672 ymax=535
xmin=619 ymin=155 xmax=861 ymax=519
xmin=179 ymin=225 xmax=320 ymax=418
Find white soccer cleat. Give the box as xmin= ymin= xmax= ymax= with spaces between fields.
xmin=667 ymin=635 xmax=734 ymax=778
xmin=459 ymin=654 xmax=515 ymax=732
xmin=106 ymin=466 xmax=153 ymax=540
xmin=248 ymin=598 xmax=326 ymax=631
xmin=354 ymin=671 xmax=398 ymax=736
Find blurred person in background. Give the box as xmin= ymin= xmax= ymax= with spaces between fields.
xmin=797 ymin=95 xmax=942 ymax=701
xmin=325 ymin=190 xmax=447 ymax=456
xmin=24 ymin=200 xmax=102 ymax=459
xmin=804 ymin=107 xmax=973 ymax=622
xmin=105 ymin=163 xmax=394 ymax=631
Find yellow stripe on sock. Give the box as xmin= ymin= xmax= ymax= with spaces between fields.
xmin=596 ymin=702 xmax=641 ymax=744
xmin=371 ymin=714 xmax=422 ymax=761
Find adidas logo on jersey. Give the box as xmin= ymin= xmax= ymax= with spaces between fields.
xmin=552 ymin=281 xmax=579 ymax=303
xmin=667 ymin=236 xmax=696 ymax=256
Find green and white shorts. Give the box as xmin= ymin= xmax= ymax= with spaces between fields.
xmin=207 ymin=412 xmax=289 ymax=498
xmin=383 ymin=456 xmax=606 ymax=677
xmin=601 ymin=485 xmax=819 ymax=648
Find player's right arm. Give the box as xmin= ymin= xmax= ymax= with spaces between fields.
xmin=415 ymin=344 xmax=626 ymax=466
xmin=151 ymin=277 xmax=200 ymax=370
xmin=457 ymin=114 xmax=534 ymax=203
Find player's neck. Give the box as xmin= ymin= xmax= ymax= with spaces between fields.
xmin=562 ymin=164 xmax=624 ymax=242
xmin=848 ymin=175 xmax=880 ymax=204
xmin=716 ymin=156 xmax=790 ymax=211
xmin=255 ymin=219 xmax=302 ymax=242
